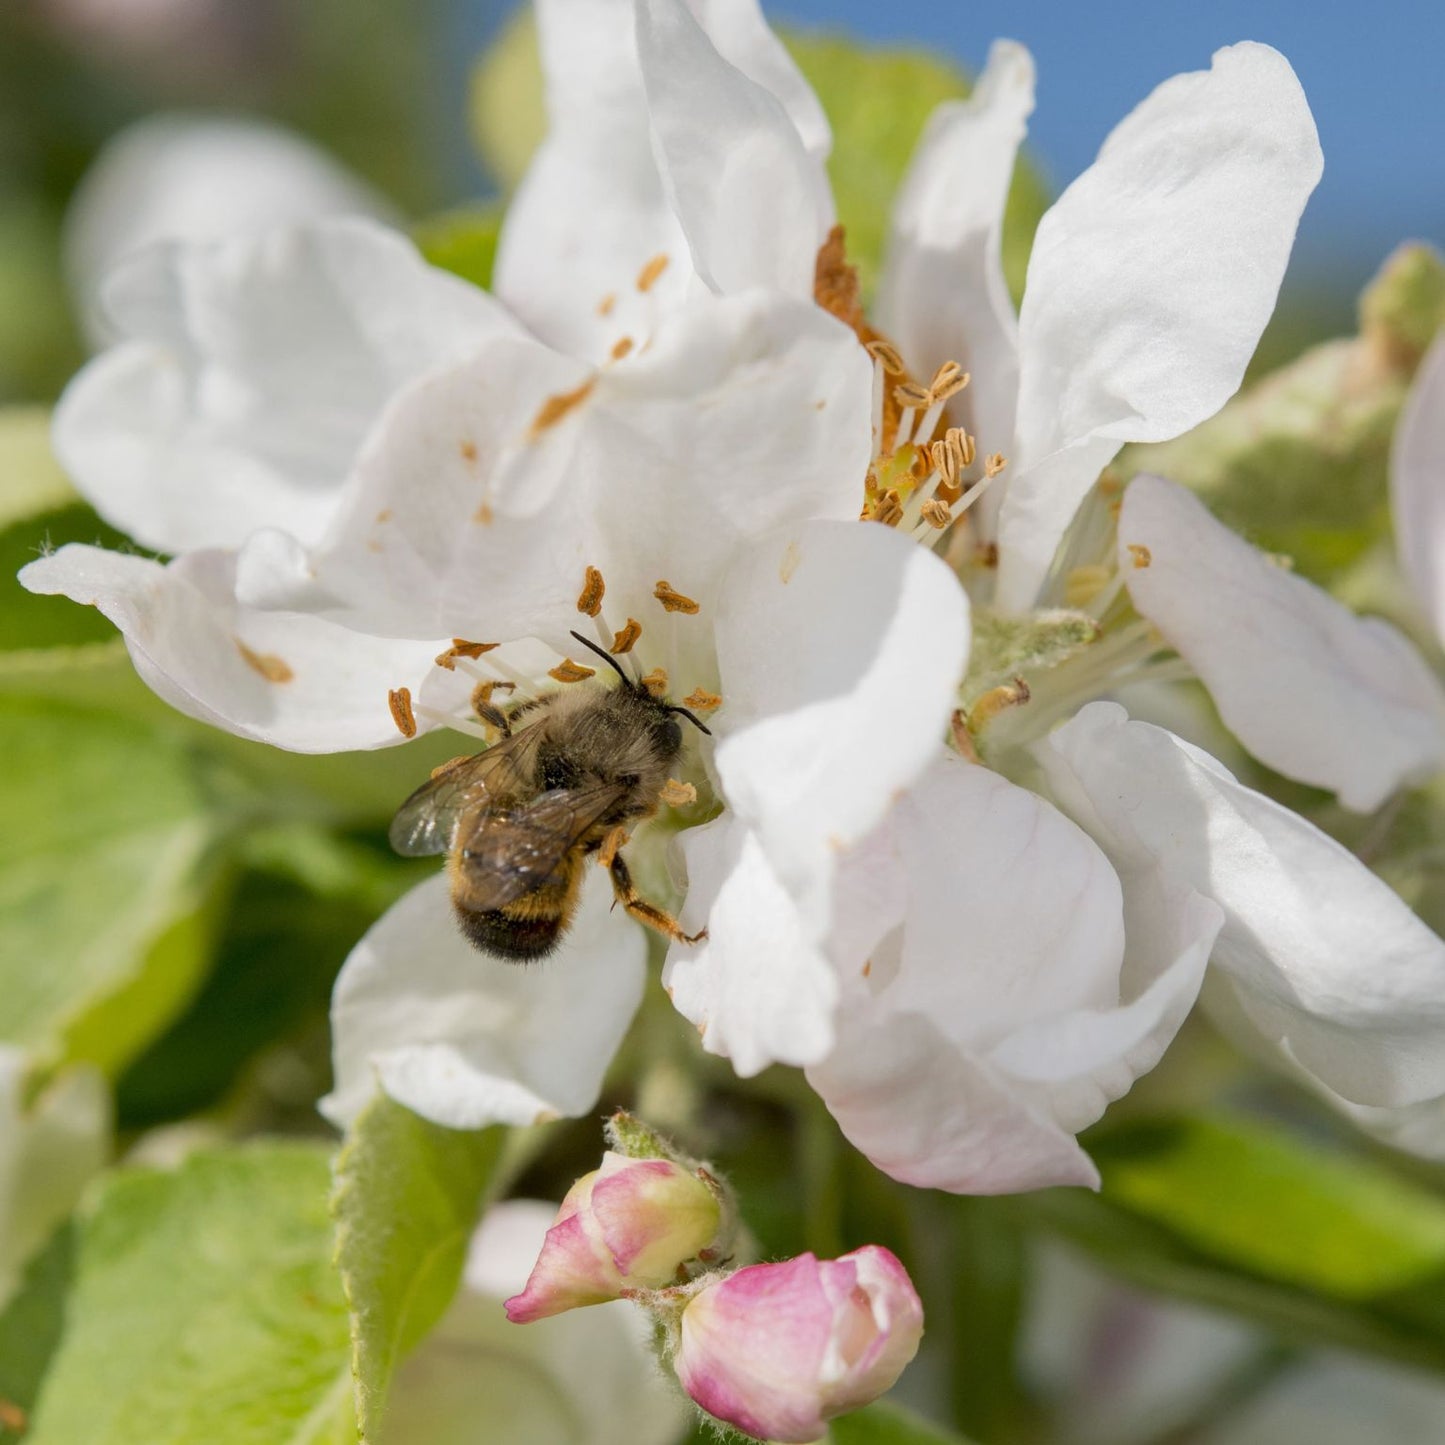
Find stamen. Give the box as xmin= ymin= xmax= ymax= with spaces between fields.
xmin=871 ymin=490 xmax=904 ymax=528
xmin=659 ymin=779 xmax=697 ymax=807
xmin=984 ymin=452 xmax=1008 ymax=479
xmin=653 ymin=580 xmax=700 ymax=614
xmin=387 ymin=686 xmax=417 ymax=738
xmin=928 ymin=361 xmax=970 ymax=402
xmin=950 ymin=708 xmax=980 ymax=764
xmin=919 ymin=498 xmax=953 ymax=530
xmin=610 ymin=336 xmax=634 ymax=361
xmin=640 ymin=667 xmax=669 ymax=698
xmin=610 ymin=617 xmax=643 ymax=654
xmin=681 ymin=687 xmax=722 ymax=712
xmin=577 ymin=565 xmax=606 ymax=617
xmin=865 ymin=340 xmax=905 ymax=374
xmin=236 ymin=639 xmax=294 ymax=684
xmin=1127 ymin=544 xmax=1152 ymax=569
xmin=528 ymin=378 xmax=596 ymax=439
xmin=597 ymin=292 xmax=617 ymax=317
xmin=548 ymin=658 xmax=597 ymax=683
xmin=636 ymin=254 xmax=670 ymax=292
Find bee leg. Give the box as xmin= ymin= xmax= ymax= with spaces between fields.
xmin=597 ymin=825 xmax=630 ymax=871
xmin=472 ymin=700 xmax=512 ymax=737
xmin=607 ymin=853 xmax=706 ymax=947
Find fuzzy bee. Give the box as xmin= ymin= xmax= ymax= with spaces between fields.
xmin=389 ymin=633 xmax=710 ymax=960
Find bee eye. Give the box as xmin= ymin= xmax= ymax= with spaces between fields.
xmin=655 ymin=716 xmax=682 ymax=753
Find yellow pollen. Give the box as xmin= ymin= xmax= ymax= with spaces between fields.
xmin=236 ymin=640 xmax=294 ymax=683
xmin=548 ymin=658 xmax=597 ymax=683
xmin=610 ymin=336 xmax=634 ymax=361
xmin=1127 ymin=543 xmax=1153 ymax=569
xmin=636 ymin=253 xmax=669 ymax=292
xmin=659 ymin=778 xmax=697 ymax=808
xmin=682 ymin=687 xmax=722 ymax=713
xmin=597 ymin=292 xmax=617 ymax=317
xmin=654 ymin=580 xmax=700 ymax=614
xmin=984 ymin=452 xmax=1008 ymax=479
xmin=610 ymin=617 xmax=643 ymax=654
xmin=388 ymin=686 xmax=417 ymax=738
xmin=577 ymin=565 xmax=606 ymax=616
xmin=640 ymin=667 xmax=670 ymax=698
xmin=865 ymin=339 xmax=905 ymax=374
xmin=528 ymin=377 xmax=596 ymax=438
xmin=920 ymin=498 xmax=953 ymax=530
xmin=968 ymin=678 xmax=1031 ymax=730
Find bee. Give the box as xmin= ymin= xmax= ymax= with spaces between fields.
xmin=389 ymin=632 xmax=711 ymax=960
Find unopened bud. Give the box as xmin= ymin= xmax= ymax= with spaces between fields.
xmin=504 ymin=1152 xmax=723 ymax=1323
xmin=674 ymin=1246 xmax=924 ymax=1443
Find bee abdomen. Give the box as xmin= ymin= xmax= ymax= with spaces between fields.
xmin=454 ymin=904 xmax=563 ymax=961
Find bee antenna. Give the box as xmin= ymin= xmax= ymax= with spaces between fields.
xmin=667 ymin=705 xmax=712 ymax=737
xmin=568 ymin=629 xmax=631 ymax=685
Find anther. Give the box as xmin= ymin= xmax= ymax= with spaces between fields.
xmin=653 ymin=580 xmax=700 ymax=614
xmin=928 ymin=362 xmax=970 ymax=402
xmin=387 ymin=686 xmax=417 ymax=738
xmin=865 ymin=340 xmax=905 ymax=374
xmin=682 ymin=687 xmax=722 ymax=713
xmin=1127 ymin=544 xmax=1152 ymax=569
xmin=640 ymin=667 xmax=670 ymax=698
xmin=984 ymin=452 xmax=1008 ymax=479
xmin=610 ymin=336 xmax=634 ymax=361
xmin=434 ymin=638 xmax=500 ymax=670
xmin=920 ymin=498 xmax=953 ymax=530
xmin=610 ymin=617 xmax=643 ymax=654
xmin=871 ymin=490 xmax=904 ymax=528
xmin=470 ymin=679 xmax=515 ymax=713
xmin=659 ymin=779 xmax=697 ymax=808
xmin=893 ymin=381 xmax=933 ymax=410
xmin=577 ymin=565 xmax=606 ymax=616
xmin=949 ymin=709 xmax=980 ymax=763
xmin=968 ymin=678 xmax=1031 ymax=730
xmin=636 ymin=254 xmax=669 ymax=292
xmin=548 ymin=658 xmax=597 ymax=683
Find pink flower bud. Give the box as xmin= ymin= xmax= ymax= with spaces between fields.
xmin=505 ymin=1152 xmax=722 ymax=1323
xmin=674 ymin=1246 xmax=924 ymax=1443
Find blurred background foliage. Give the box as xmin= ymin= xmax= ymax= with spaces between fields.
xmin=2 ymin=3 xmax=1445 ymax=1443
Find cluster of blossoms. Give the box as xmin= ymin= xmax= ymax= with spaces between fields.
xmin=22 ymin=0 xmax=1445 ymax=1231
xmin=504 ymin=1114 xmax=924 ymax=1441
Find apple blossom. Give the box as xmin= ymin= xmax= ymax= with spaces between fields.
xmin=672 ymin=1246 xmax=924 ymax=1443
xmin=504 ymin=1150 xmax=726 ymax=1322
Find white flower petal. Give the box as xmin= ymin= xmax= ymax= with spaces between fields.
xmin=876 ymin=40 xmax=1031 ymax=464
xmin=495 ymin=0 xmax=690 ymax=363
xmin=807 ymin=754 xmax=1208 ymax=1195
xmin=635 ymin=0 xmax=831 ymax=298
xmin=713 ymin=518 xmax=970 ymax=902
xmin=0 ymin=1050 xmax=109 ymax=1310
xmin=1121 ymin=474 xmax=1445 ymax=810
xmin=254 ymin=290 xmax=871 ymax=664
xmin=1391 ymin=331 xmax=1445 ymax=642
xmin=323 ymin=870 xmax=647 ymax=1130
xmin=20 ymin=544 xmax=462 ymax=752
xmin=64 ymin=114 xmax=394 ymax=349
xmin=664 ymin=816 xmax=839 ymax=1077
xmin=1038 ymin=703 xmax=1445 ymax=1110
xmin=58 ymin=219 xmax=511 ymax=553
xmin=996 ymin=42 xmax=1322 ymax=611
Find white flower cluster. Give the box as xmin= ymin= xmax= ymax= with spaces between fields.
xmin=24 ymin=0 xmax=1445 ymax=1191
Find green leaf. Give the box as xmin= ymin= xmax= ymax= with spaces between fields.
xmin=0 ymin=408 xmax=74 ymax=531
xmin=414 ymin=206 xmax=503 ymax=292
xmin=786 ymin=35 xmax=1047 ymax=301
xmin=0 ymin=697 xmax=225 ymax=1076
xmin=0 ymin=1225 xmax=75 ymax=1445
xmin=25 ymin=1144 xmax=353 ymax=1445
xmin=1028 ymin=1113 xmax=1445 ymax=1374
xmin=830 ymin=1400 xmax=977 ymax=1445
xmin=332 ymin=1093 xmax=506 ymax=1442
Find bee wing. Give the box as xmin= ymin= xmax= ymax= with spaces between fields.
xmin=388 ymin=729 xmax=547 ymax=858
xmin=456 ymin=781 xmax=630 ymax=911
